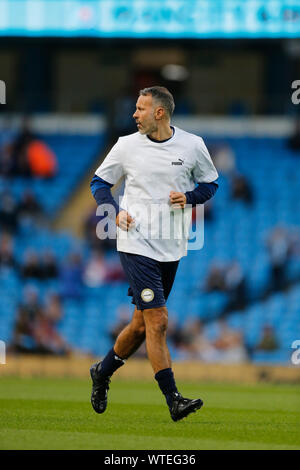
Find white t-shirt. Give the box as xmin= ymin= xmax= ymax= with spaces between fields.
xmin=95 ymin=126 xmax=218 ymax=262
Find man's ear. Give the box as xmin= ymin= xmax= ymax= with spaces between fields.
xmin=155 ymin=106 xmax=165 ymax=120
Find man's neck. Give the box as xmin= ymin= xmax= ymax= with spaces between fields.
xmin=148 ymin=123 xmax=173 ymax=141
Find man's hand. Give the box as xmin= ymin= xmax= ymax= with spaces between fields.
xmin=169 ymin=191 xmax=187 ymax=209
xmin=116 ymin=210 xmax=135 ymax=231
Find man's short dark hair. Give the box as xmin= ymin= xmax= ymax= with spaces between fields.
xmin=139 ymin=86 xmax=175 ymax=118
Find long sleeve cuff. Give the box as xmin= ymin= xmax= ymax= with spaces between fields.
xmin=185 ymin=181 xmax=218 ymax=207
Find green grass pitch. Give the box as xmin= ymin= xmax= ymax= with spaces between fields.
xmin=0 ymin=377 xmax=299 ymax=450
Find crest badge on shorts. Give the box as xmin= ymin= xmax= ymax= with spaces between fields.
xmin=141 ymin=288 xmax=154 ymax=303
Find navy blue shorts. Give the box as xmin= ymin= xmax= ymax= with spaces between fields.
xmin=119 ymin=252 xmax=179 ymax=310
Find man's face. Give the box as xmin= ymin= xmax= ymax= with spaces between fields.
xmin=133 ymin=94 xmax=158 ymax=135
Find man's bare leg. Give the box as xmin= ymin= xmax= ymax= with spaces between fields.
xmin=142 ymin=306 xmax=171 ymax=373
xmin=142 ymin=305 xmax=179 ymax=411
xmin=114 ymin=307 xmax=146 ymax=359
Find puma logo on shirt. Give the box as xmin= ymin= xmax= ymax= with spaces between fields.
xmin=171 ymin=158 xmax=184 ymax=165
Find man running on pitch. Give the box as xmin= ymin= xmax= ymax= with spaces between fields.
xmin=90 ymin=86 xmax=219 ymax=421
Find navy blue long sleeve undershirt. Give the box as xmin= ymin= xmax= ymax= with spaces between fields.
xmin=185 ymin=181 xmax=218 ymax=206
xmin=90 ymin=175 xmax=218 ymax=214
xmin=90 ymin=175 xmax=121 ymax=215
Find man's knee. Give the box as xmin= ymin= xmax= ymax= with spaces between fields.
xmin=143 ymin=306 xmax=168 ymax=335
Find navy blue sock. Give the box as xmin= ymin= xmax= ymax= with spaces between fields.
xmin=155 ymin=368 xmax=178 ymax=408
xmin=99 ymin=348 xmax=125 ymax=377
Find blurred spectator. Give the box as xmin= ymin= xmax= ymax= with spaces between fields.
xmin=266 ymin=226 xmax=294 ymax=292
xmin=0 ymin=233 xmax=16 ymax=269
xmin=83 ymin=250 xmax=109 ymax=287
xmin=230 ymin=173 xmax=253 ymax=205
xmin=17 ymin=189 xmax=44 ymax=233
xmin=168 ymin=316 xmax=196 ymax=353
xmin=0 ymin=190 xmax=19 ymax=233
xmin=169 ymin=317 xmax=248 ymax=363
xmin=203 ymin=200 xmax=214 ymax=222
xmin=105 ymin=259 xmax=126 ymax=282
xmin=287 ymin=119 xmax=300 ymax=152
xmin=59 ymin=252 xmax=84 ymax=299
xmin=204 ymin=262 xmax=225 ymax=292
xmin=18 ymin=189 xmax=43 ymax=220
xmin=210 ymin=319 xmax=248 ymax=363
xmin=168 ymin=317 xmax=184 ymax=349
xmin=20 ymin=249 xmax=58 ymax=281
xmin=26 ymin=139 xmax=57 ymax=179
xmin=185 ymin=319 xmax=220 ymax=361
xmin=10 ymin=288 xmax=70 ymax=355
xmin=83 ymin=250 xmax=126 ymax=287
xmin=223 ymin=261 xmax=248 ymax=311
xmin=111 ymin=89 xmax=137 ymax=142
xmin=33 ymin=293 xmax=70 ymax=355
xmin=10 ymin=286 xmax=42 ymax=353
xmin=10 ymin=307 xmax=35 ymax=353
xmin=40 ymin=250 xmax=58 ymax=280
xmin=0 ymin=119 xmax=57 ymax=178
xmin=2 ymin=120 xmax=35 ymax=176
xmin=0 ymin=147 xmax=14 ymax=177
xmin=169 ymin=317 xmax=214 ymax=360
xmin=210 ymin=143 xmax=236 ymax=176
xmin=255 ymin=324 xmax=279 ymax=352
xmin=203 ymin=260 xmax=248 ymax=312
xmin=20 ymin=249 xmax=44 ymax=280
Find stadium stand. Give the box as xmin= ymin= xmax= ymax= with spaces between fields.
xmin=0 ymin=126 xmax=300 ymax=364
xmin=0 ymin=133 xmax=104 ymax=215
